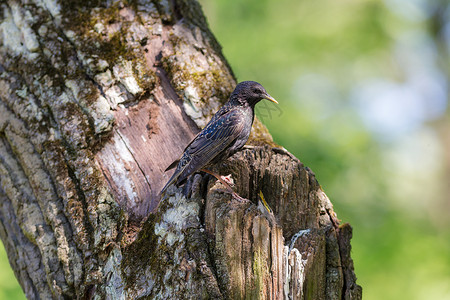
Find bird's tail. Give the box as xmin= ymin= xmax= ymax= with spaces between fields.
xmin=159 ymin=172 xmax=178 ymax=200
xmin=159 ymin=154 xmax=191 ymax=201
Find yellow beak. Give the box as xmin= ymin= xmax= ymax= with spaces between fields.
xmin=264 ymin=94 xmax=278 ymax=104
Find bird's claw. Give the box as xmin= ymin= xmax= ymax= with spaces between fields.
xmin=220 ymin=174 xmax=235 ymax=187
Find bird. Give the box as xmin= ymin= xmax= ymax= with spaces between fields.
xmin=160 ymin=81 xmax=278 ymax=200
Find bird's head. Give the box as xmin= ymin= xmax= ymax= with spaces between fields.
xmin=231 ymin=81 xmax=278 ymax=107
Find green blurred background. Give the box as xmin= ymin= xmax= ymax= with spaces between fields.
xmin=1 ymin=0 xmax=449 ymax=299
xmin=198 ymin=0 xmax=450 ymax=299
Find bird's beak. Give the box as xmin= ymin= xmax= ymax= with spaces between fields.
xmin=264 ymin=94 xmax=278 ymax=104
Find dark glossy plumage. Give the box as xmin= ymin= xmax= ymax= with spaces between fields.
xmin=160 ymin=81 xmax=277 ymax=196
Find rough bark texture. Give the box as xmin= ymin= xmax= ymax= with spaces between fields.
xmin=0 ymin=0 xmax=362 ymax=299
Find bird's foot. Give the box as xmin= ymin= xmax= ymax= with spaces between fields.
xmin=220 ymin=174 xmax=235 ymax=187
xmin=201 ymin=168 xmax=236 ymax=190
xmin=200 ymin=168 xmax=249 ymax=202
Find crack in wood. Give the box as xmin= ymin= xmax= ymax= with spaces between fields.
xmin=115 ymin=128 xmax=152 ymax=192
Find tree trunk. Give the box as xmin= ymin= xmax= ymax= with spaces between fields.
xmin=0 ymin=0 xmax=362 ymax=299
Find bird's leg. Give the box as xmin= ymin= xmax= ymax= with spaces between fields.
xmin=200 ymin=168 xmax=235 ymax=192
xmin=220 ymin=174 xmax=235 ymax=187
xmin=200 ymin=168 xmax=247 ymax=202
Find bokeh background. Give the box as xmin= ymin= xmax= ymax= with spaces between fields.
xmin=198 ymin=0 xmax=450 ymax=299
xmin=1 ymin=0 xmax=449 ymax=299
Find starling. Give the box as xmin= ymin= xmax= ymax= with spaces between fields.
xmin=160 ymin=81 xmax=277 ymax=199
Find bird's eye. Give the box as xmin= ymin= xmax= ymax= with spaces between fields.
xmin=253 ymin=88 xmax=259 ymax=94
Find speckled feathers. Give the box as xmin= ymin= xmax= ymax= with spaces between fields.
xmin=160 ymin=81 xmax=276 ymax=196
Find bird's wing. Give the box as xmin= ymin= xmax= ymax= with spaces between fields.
xmin=165 ymin=105 xmax=231 ymax=171
xmin=160 ymin=109 xmax=245 ymax=197
xmin=186 ymin=108 xmax=246 ymax=165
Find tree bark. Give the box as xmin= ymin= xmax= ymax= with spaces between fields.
xmin=0 ymin=0 xmax=362 ymax=299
